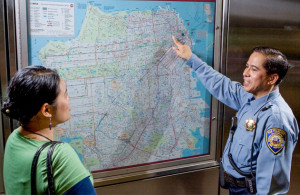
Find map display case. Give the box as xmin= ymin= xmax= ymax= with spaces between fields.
xmin=15 ymin=0 xmax=223 ymax=186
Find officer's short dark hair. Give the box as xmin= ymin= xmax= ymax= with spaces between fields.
xmin=252 ymin=46 xmax=290 ymax=85
xmin=1 ymin=66 xmax=60 ymax=124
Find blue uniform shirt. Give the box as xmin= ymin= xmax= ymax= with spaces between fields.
xmin=186 ymin=54 xmax=299 ymax=194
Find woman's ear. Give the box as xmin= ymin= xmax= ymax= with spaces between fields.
xmin=40 ymin=103 xmax=53 ymax=118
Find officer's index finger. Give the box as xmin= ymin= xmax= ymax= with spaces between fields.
xmin=172 ymin=36 xmax=182 ymax=47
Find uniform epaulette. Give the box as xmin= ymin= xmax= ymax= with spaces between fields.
xmin=261 ymin=104 xmax=272 ymax=111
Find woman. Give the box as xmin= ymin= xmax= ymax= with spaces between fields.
xmin=1 ymin=66 xmax=96 ymax=194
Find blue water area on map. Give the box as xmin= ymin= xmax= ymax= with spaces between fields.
xmin=189 ymin=71 xmax=212 ymax=109
xmin=60 ymin=136 xmax=84 ymax=162
xmin=28 ymin=0 xmax=215 ymax=67
xmin=182 ymin=128 xmax=209 ymax=157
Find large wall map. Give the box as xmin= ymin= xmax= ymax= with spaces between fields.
xmin=28 ymin=0 xmax=215 ymax=172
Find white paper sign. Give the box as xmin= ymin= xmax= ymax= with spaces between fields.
xmin=29 ymin=1 xmax=75 ymax=37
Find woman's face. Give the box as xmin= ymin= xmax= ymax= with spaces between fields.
xmin=52 ymin=79 xmax=70 ymax=125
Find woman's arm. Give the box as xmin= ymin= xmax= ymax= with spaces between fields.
xmin=63 ymin=176 xmax=96 ymax=195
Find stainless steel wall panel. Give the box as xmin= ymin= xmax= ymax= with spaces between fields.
xmin=6 ymin=0 xmax=17 ymax=78
xmin=0 ymin=0 xmax=11 ymax=193
xmin=96 ymin=167 xmax=219 ymax=195
xmin=0 ymin=0 xmax=18 ymax=143
xmin=1 ymin=0 xmax=18 ymax=193
xmin=0 ymin=0 xmax=7 ymax=191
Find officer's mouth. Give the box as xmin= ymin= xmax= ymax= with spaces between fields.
xmin=243 ymin=79 xmax=250 ymax=87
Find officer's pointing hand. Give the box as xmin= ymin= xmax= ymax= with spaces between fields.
xmin=172 ymin=36 xmax=192 ymax=60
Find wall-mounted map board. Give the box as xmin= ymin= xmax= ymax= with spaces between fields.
xmin=16 ymin=0 xmax=221 ymax=185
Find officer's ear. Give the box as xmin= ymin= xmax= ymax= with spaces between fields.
xmin=268 ymin=74 xmax=279 ymax=85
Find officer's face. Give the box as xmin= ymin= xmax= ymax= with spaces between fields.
xmin=243 ymin=52 xmax=273 ymax=99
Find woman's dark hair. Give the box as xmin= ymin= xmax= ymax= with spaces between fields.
xmin=1 ymin=66 xmax=60 ymax=124
xmin=252 ymin=46 xmax=290 ymax=85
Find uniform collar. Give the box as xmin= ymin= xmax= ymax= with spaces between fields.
xmin=250 ymin=87 xmax=280 ymax=115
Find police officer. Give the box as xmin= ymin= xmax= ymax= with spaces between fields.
xmin=172 ymin=36 xmax=299 ymax=194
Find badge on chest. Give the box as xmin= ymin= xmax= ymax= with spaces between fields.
xmin=244 ymin=118 xmax=256 ymax=132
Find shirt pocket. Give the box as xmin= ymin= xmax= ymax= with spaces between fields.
xmin=236 ymin=137 xmax=252 ymax=166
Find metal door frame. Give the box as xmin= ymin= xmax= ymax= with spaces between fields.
xmin=0 ymin=0 xmax=18 ymax=193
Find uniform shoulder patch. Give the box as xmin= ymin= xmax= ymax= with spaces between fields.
xmin=265 ymin=128 xmax=287 ymax=155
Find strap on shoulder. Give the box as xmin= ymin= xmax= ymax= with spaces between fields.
xmin=47 ymin=141 xmax=61 ymax=195
xmin=31 ymin=142 xmax=53 ymax=195
xmin=31 ymin=141 xmax=61 ymax=195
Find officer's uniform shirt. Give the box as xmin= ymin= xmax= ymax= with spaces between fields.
xmin=186 ymin=54 xmax=299 ymax=194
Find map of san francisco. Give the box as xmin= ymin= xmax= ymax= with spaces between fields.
xmin=29 ymin=0 xmax=215 ymax=171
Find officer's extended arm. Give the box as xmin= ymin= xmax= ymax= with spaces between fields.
xmin=172 ymin=36 xmax=250 ymax=110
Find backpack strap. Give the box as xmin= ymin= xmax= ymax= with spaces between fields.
xmin=31 ymin=142 xmax=53 ymax=195
xmin=31 ymin=141 xmax=61 ymax=195
xmin=46 ymin=142 xmax=61 ymax=195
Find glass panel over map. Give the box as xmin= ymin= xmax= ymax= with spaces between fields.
xmin=28 ymin=0 xmax=216 ymax=172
